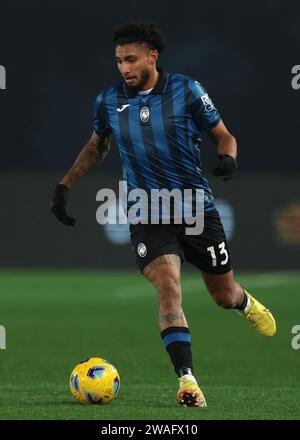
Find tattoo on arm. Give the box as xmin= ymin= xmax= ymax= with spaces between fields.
xmin=60 ymin=133 xmax=112 ymax=187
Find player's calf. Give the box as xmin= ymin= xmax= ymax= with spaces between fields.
xmin=210 ymin=284 xmax=245 ymax=309
xmin=202 ymin=271 xmax=245 ymax=309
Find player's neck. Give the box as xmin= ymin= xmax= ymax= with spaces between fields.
xmin=140 ymin=68 xmax=159 ymax=91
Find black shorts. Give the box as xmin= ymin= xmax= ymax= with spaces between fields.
xmin=130 ymin=212 xmax=232 ymax=274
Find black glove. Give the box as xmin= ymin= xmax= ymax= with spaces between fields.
xmin=51 ymin=183 xmax=76 ymax=226
xmin=212 ymin=154 xmax=237 ymax=181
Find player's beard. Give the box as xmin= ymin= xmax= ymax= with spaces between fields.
xmin=127 ymin=68 xmax=151 ymax=92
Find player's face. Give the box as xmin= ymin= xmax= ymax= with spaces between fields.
xmin=115 ymin=43 xmax=158 ymax=91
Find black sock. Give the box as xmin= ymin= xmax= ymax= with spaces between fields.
xmin=161 ymin=326 xmax=193 ymax=377
xmin=234 ymin=290 xmax=248 ymax=311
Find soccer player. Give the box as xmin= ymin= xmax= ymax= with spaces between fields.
xmin=51 ymin=22 xmax=276 ymax=407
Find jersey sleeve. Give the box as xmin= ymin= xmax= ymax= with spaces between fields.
xmin=187 ymin=79 xmax=221 ymax=131
xmin=93 ymin=93 xmax=112 ymax=137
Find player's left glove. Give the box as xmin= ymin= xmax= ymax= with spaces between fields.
xmin=50 ymin=183 xmax=76 ymax=226
xmin=212 ymin=154 xmax=237 ymax=181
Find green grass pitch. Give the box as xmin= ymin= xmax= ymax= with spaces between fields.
xmin=0 ymin=270 xmax=300 ymax=420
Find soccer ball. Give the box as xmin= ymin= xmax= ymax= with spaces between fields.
xmin=69 ymin=357 xmax=120 ymax=405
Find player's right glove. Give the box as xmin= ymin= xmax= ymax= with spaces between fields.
xmin=212 ymin=154 xmax=237 ymax=181
xmin=51 ymin=183 xmax=76 ymax=226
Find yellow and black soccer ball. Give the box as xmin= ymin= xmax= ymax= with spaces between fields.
xmin=69 ymin=357 xmax=120 ymax=405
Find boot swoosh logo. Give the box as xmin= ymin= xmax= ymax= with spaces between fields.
xmin=116 ymin=104 xmax=130 ymax=112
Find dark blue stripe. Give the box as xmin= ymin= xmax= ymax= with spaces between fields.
xmin=104 ymin=88 xmax=137 ymax=190
xmin=150 ymin=95 xmax=182 ymax=189
xmin=183 ymin=78 xmax=208 ymax=190
xmin=138 ymin=100 xmax=171 ymax=190
xmin=97 ymin=92 xmax=113 ymax=137
xmin=128 ymin=99 xmax=159 ymax=189
xmin=163 ymin=332 xmax=191 ymax=347
xmin=115 ymin=87 xmax=147 ymax=190
xmin=169 ymin=77 xmax=200 ymax=180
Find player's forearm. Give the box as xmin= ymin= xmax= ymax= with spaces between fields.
xmin=216 ymin=133 xmax=237 ymax=160
xmin=60 ymin=141 xmax=103 ymax=188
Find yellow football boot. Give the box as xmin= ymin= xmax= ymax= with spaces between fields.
xmin=239 ymin=291 xmax=276 ymax=337
xmin=177 ymin=376 xmax=207 ymax=407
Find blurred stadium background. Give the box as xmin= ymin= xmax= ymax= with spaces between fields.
xmin=0 ymin=0 xmax=300 ymax=420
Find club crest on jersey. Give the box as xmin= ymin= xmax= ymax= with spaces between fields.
xmin=140 ymin=106 xmax=150 ymax=123
xmin=137 ymin=243 xmax=147 ymax=258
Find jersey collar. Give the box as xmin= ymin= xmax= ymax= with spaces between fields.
xmin=123 ymin=67 xmax=168 ymax=98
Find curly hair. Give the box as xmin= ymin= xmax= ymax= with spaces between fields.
xmin=113 ymin=21 xmax=166 ymax=53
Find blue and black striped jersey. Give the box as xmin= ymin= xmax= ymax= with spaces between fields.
xmin=93 ymin=68 xmax=221 ymax=215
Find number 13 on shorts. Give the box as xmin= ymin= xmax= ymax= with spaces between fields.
xmin=207 ymin=242 xmax=229 ymax=267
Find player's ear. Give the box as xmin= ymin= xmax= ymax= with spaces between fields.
xmin=150 ymin=49 xmax=159 ymax=64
